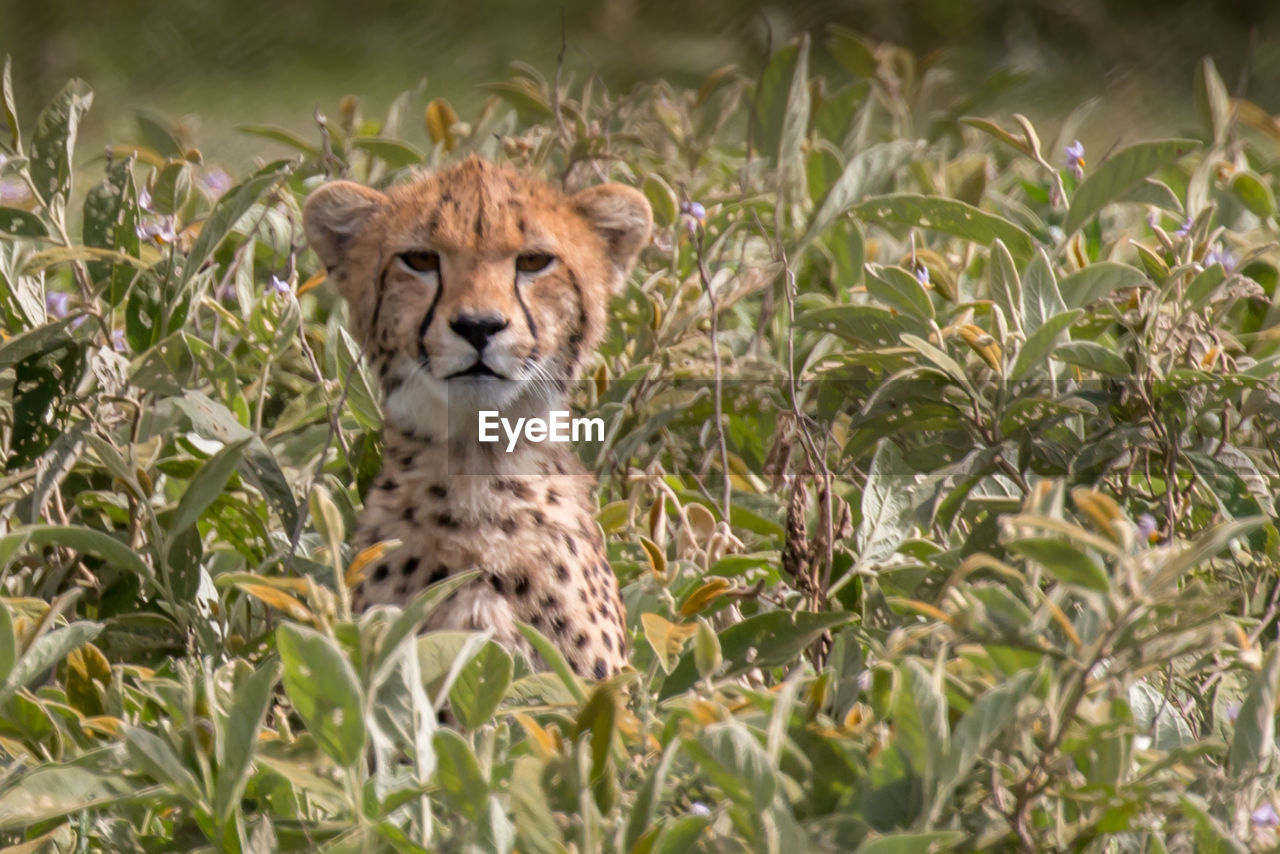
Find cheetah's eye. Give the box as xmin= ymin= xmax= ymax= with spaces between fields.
xmin=399 ymin=251 xmax=440 ymax=273
xmin=515 ymin=252 xmax=555 ymax=274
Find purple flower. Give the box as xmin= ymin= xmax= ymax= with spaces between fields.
xmin=138 ymin=185 xmax=154 ymax=212
xmin=913 ymin=264 xmax=930 ymax=285
xmin=1226 ymin=702 xmax=1240 ymax=723
xmin=1174 ymin=218 xmax=1192 ymax=239
xmin=0 ymin=177 xmax=29 ymax=204
xmin=135 ymin=217 xmax=177 ymax=245
xmin=689 ymin=802 xmax=711 ymax=817
xmin=201 ymin=168 xmax=232 ymax=199
xmin=680 ymin=200 xmax=706 ymax=220
xmin=268 ymin=274 xmax=291 ymax=296
xmin=45 ymin=291 xmax=70 ymax=320
xmin=1204 ymin=244 xmax=1238 ymax=274
xmin=1253 ymin=803 xmax=1279 ymax=828
xmin=1136 ymin=513 xmax=1157 ymax=544
xmin=1063 ymin=140 xmax=1086 ymax=180
xmin=111 ymin=329 xmax=126 ymax=353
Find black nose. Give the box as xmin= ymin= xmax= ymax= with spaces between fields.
xmin=450 ymin=312 xmax=509 ymax=352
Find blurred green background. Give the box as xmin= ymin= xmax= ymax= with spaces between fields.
xmin=3 ymin=0 xmax=1280 ymax=167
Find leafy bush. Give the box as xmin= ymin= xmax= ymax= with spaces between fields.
xmin=1 ymin=29 xmax=1279 ymax=853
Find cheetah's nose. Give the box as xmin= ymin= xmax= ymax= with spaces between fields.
xmin=450 ymin=312 xmax=509 ymax=352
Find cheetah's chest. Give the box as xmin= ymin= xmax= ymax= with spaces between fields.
xmin=352 ymin=446 xmax=628 ymax=679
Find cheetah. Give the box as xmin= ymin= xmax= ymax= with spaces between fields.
xmin=303 ymin=156 xmax=652 ymax=679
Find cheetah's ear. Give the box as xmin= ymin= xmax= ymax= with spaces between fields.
xmin=572 ymin=184 xmax=652 ymax=284
xmin=303 ymin=181 xmax=387 ymax=270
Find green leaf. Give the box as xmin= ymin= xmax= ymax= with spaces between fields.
xmin=1010 ymin=309 xmax=1081 ymax=381
xmin=624 ymin=739 xmax=682 ymax=850
xmin=181 ymin=159 xmax=294 ymax=289
xmin=574 ymin=683 xmax=620 ymax=813
xmin=3 ymin=620 xmax=101 ymax=701
xmin=0 ymin=600 xmax=13 ymax=685
xmin=1229 ymin=170 xmax=1276 ymax=218
xmin=371 ymin=570 xmax=480 ymax=680
xmin=855 ymin=440 xmax=914 ymax=570
xmin=852 ymin=194 xmax=1036 ymax=261
xmin=1010 ymin=538 xmax=1109 ymax=592
xmin=902 ymin=333 xmax=975 ymax=398
xmin=891 ymin=660 xmax=948 ymax=789
xmin=866 ymin=265 xmax=934 ymax=321
xmin=277 ymin=623 xmax=366 ymax=767
xmin=2 ymin=56 xmax=20 ymax=150
xmin=0 ymin=207 xmax=47 ymax=238
xmin=82 ymin=154 xmax=135 ymax=285
xmin=214 ymin=657 xmax=281 ymax=823
xmin=0 ymin=526 xmax=148 ymax=585
xmin=1058 ymin=262 xmax=1146 ymax=310
xmin=661 ymin=610 xmax=854 ymax=698
xmin=988 ymin=239 xmax=1022 ymax=334
xmin=124 ymin=725 xmax=205 ymax=806
xmin=684 ymin=721 xmax=776 ymax=808
xmin=1021 ymin=249 xmax=1065 ymax=334
xmin=168 ymin=437 xmax=251 ymax=540
xmin=28 ymin=78 xmax=92 ymax=201
xmin=1150 ymin=517 xmax=1265 ymax=592
xmin=515 ymin=621 xmax=586 ymax=703
xmin=1229 ymin=644 xmax=1280 ymax=777
xmin=796 ymin=304 xmax=923 ymax=348
xmin=777 ymin=33 xmax=811 ymax=174
xmin=433 ymin=728 xmax=489 ymax=820
xmin=752 ymin=39 xmax=803 ymax=164
xmin=801 ymin=141 xmax=922 ymax=248
xmin=1063 ymin=139 xmax=1199 ymax=234
xmin=935 ymin=670 xmax=1035 ymax=815
xmin=0 ymin=752 xmax=149 ymax=830
xmin=348 ymin=137 xmax=425 ymax=170
xmin=149 ymin=160 xmax=191 ymax=216
xmin=449 ymin=641 xmax=513 ymax=729
xmin=825 ymin=26 xmax=877 ymax=77
xmin=173 ymin=391 xmax=299 ymax=532
xmin=1054 ymin=340 xmax=1130 ymax=376
xmin=852 ymin=831 xmax=963 ymax=854
xmin=234 ymin=124 xmax=321 ymax=157
xmin=1195 ymin=57 xmax=1232 ymax=146
xmin=642 ymin=173 xmax=678 ymax=228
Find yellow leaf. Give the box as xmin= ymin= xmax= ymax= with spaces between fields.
xmin=514 ymin=712 xmax=558 ymax=760
xmin=1043 ymin=597 xmax=1082 ymax=648
xmin=639 ymin=536 xmax=668 ymax=582
xmin=678 ymin=577 xmax=732 ymax=617
xmin=1071 ymin=487 xmax=1126 ymax=545
xmin=344 ymin=539 xmax=402 ymax=589
xmin=236 ymin=582 xmax=314 ymax=622
xmin=640 ymin=612 xmax=697 ymax=674
xmin=425 ymin=98 xmax=460 ymax=151
xmin=957 ymin=322 xmax=1002 ymax=372
xmin=297 ymin=270 xmax=326 ymax=296
xmin=80 ymin=715 xmax=124 ymax=738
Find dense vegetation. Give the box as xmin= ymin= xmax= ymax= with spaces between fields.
xmin=1 ymin=27 xmax=1280 ymax=853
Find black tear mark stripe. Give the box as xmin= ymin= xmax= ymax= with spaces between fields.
xmin=417 ymin=263 xmax=445 ymax=366
xmin=369 ymin=250 xmax=389 ymax=340
xmin=513 ymin=272 xmax=539 ymax=342
xmin=566 ymin=269 xmax=587 ymax=369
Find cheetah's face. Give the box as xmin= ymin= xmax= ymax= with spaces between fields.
xmin=303 ymin=157 xmax=651 ymax=436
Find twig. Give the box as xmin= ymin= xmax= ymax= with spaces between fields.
xmin=693 ymin=227 xmax=732 ymax=524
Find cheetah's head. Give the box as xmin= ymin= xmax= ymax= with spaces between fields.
xmin=303 ymin=156 xmax=651 ymax=439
